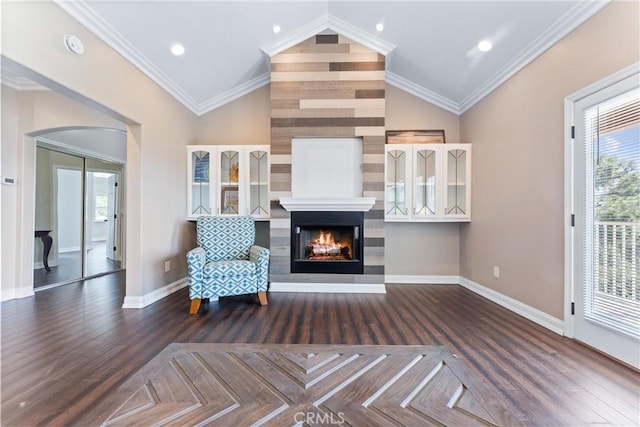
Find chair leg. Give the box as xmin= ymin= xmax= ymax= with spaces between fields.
xmin=257 ymin=291 xmax=268 ymax=306
xmin=190 ymin=299 xmax=201 ymax=315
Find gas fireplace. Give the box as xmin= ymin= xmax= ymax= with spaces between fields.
xmin=291 ymin=211 xmax=364 ymax=274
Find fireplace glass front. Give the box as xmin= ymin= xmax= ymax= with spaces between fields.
xmin=291 ymin=211 xmax=363 ymax=274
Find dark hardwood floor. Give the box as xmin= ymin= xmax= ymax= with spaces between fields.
xmin=1 ymin=272 xmax=638 ymax=426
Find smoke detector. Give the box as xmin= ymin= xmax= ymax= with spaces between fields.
xmin=63 ymin=34 xmax=85 ymax=55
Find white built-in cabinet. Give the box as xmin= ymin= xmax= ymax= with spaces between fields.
xmin=385 ymin=143 xmax=471 ymax=222
xmin=187 ymin=145 xmax=270 ymax=220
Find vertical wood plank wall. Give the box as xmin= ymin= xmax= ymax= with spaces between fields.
xmin=269 ymin=34 xmax=386 ymax=285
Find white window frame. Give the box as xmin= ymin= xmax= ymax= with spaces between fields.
xmin=563 ymin=62 xmax=640 ymax=338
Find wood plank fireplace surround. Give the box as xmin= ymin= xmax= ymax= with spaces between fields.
xmin=269 ymin=33 xmax=386 ymax=293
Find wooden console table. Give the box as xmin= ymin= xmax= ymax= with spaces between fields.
xmin=35 ymin=230 xmax=53 ymax=272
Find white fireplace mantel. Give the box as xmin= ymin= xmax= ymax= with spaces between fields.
xmin=279 ymin=197 xmax=376 ymax=212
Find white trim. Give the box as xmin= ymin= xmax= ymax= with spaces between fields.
xmin=270 ymin=282 xmax=386 ymax=294
xmin=59 ymin=246 xmax=81 ymax=253
xmin=565 ymin=62 xmax=640 ymax=103
xmin=327 ymin=15 xmax=396 ymax=57
xmin=261 ymin=14 xmax=395 ymax=58
xmin=1 ymin=72 xmax=50 ymax=91
xmin=458 ymin=0 xmax=610 ymax=113
xmin=122 ymin=277 xmax=188 ymax=309
xmin=386 ymin=72 xmax=460 ymax=115
xmin=387 ymin=275 xmax=564 ymax=335
xmin=53 ymin=0 xmax=201 ymax=115
xmin=563 ymin=62 xmax=640 ymax=340
xmin=37 ymin=135 xmax=127 ymax=165
xmin=53 ymin=1 xmax=609 ymax=116
xmin=261 ymin=15 xmax=331 ymax=58
xmin=564 ymin=90 xmax=577 ymax=338
xmin=385 ymin=275 xmax=460 ymax=285
xmin=458 ymin=277 xmax=564 ymax=335
xmin=279 ymin=197 xmax=376 ymax=212
xmin=196 ymin=73 xmax=271 ymax=116
xmin=1 ymin=286 xmax=35 ymax=302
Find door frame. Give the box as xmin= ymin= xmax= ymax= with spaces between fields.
xmin=34 ymin=137 xmax=126 ymax=288
xmin=564 ymin=62 xmax=639 ymax=346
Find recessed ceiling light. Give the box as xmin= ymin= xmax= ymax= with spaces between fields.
xmin=273 ymin=25 xmax=281 ymax=34
xmin=477 ymin=40 xmax=493 ymax=52
xmin=376 ymin=22 xmax=384 ymax=32
xmin=171 ymin=43 xmax=185 ymax=56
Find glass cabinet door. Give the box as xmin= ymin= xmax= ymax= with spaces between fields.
xmin=248 ymin=150 xmax=269 ymax=217
xmin=444 ymin=147 xmax=469 ymax=217
xmin=385 ymin=147 xmax=409 ymax=218
xmin=219 ymin=150 xmax=240 ymax=215
xmin=190 ymin=149 xmax=213 ymax=216
xmin=414 ymin=147 xmax=438 ymax=217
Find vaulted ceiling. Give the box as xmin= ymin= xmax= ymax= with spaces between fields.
xmin=53 ymin=0 xmax=608 ymax=116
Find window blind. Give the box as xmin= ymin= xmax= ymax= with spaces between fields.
xmin=583 ymin=87 xmax=640 ymax=339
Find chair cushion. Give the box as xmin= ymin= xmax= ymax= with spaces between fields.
xmin=204 ymin=260 xmax=256 ymax=280
xmin=197 ymin=216 xmax=255 ymax=263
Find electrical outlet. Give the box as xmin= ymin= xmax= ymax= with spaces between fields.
xmin=493 ymin=266 xmax=500 ymax=278
xmin=164 ymin=260 xmax=171 ymax=272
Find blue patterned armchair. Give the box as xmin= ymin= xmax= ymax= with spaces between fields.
xmin=187 ymin=216 xmax=270 ymax=314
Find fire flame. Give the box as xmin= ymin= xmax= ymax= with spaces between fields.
xmin=317 ymin=231 xmax=336 ymax=246
xmin=310 ymin=231 xmax=347 ymax=256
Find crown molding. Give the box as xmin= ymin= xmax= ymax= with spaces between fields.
xmin=261 ymin=13 xmax=396 ymax=58
xmin=52 ymin=1 xmax=608 ymax=117
xmin=261 ymin=14 xmax=332 ymax=58
xmin=1 ymin=75 xmax=50 ymax=91
xmin=386 ymin=71 xmax=461 ymax=115
xmin=53 ymin=0 xmax=201 ymax=115
xmin=197 ymin=72 xmax=271 ymax=116
xmin=458 ymin=0 xmax=611 ymax=114
xmin=1 ymin=66 xmax=50 ymax=91
xmin=327 ymin=14 xmax=396 ymax=56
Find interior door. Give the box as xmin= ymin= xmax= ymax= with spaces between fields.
xmin=572 ymin=74 xmax=639 ymax=368
xmin=106 ymin=174 xmax=118 ymax=261
xmin=85 ymin=158 xmax=123 ymax=277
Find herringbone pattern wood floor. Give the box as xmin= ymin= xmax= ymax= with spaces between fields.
xmin=86 ymin=344 xmax=518 ymax=426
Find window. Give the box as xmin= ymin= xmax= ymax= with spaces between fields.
xmin=95 ymin=194 xmax=108 ymax=221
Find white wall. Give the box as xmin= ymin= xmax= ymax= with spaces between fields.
xmin=2 ymin=0 xmax=198 ymax=301
xmin=385 ymin=85 xmax=463 ymax=276
xmin=2 ymin=86 xmax=126 ymax=299
xmin=460 ymin=1 xmax=640 ymax=319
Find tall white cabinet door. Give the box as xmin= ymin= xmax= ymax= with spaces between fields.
xmin=412 ymin=145 xmax=440 ymax=220
xmin=246 ymin=147 xmax=270 ymax=219
xmin=187 ymin=146 xmax=215 ymax=218
xmin=385 ymin=145 xmax=412 ymax=220
xmin=218 ymin=148 xmax=241 ymax=215
xmin=442 ymin=144 xmax=471 ymax=221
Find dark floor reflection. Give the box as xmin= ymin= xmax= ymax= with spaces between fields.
xmin=34 ymin=242 xmax=121 ymax=288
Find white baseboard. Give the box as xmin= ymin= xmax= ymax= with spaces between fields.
xmin=385 ymin=274 xmax=564 ymax=335
xmin=270 ymin=282 xmax=387 ymax=293
xmin=122 ymin=278 xmax=188 ymax=309
xmin=385 ymin=274 xmax=460 ymax=284
xmin=458 ymin=277 xmax=564 ymax=335
xmin=1 ymin=286 xmax=35 ymax=302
